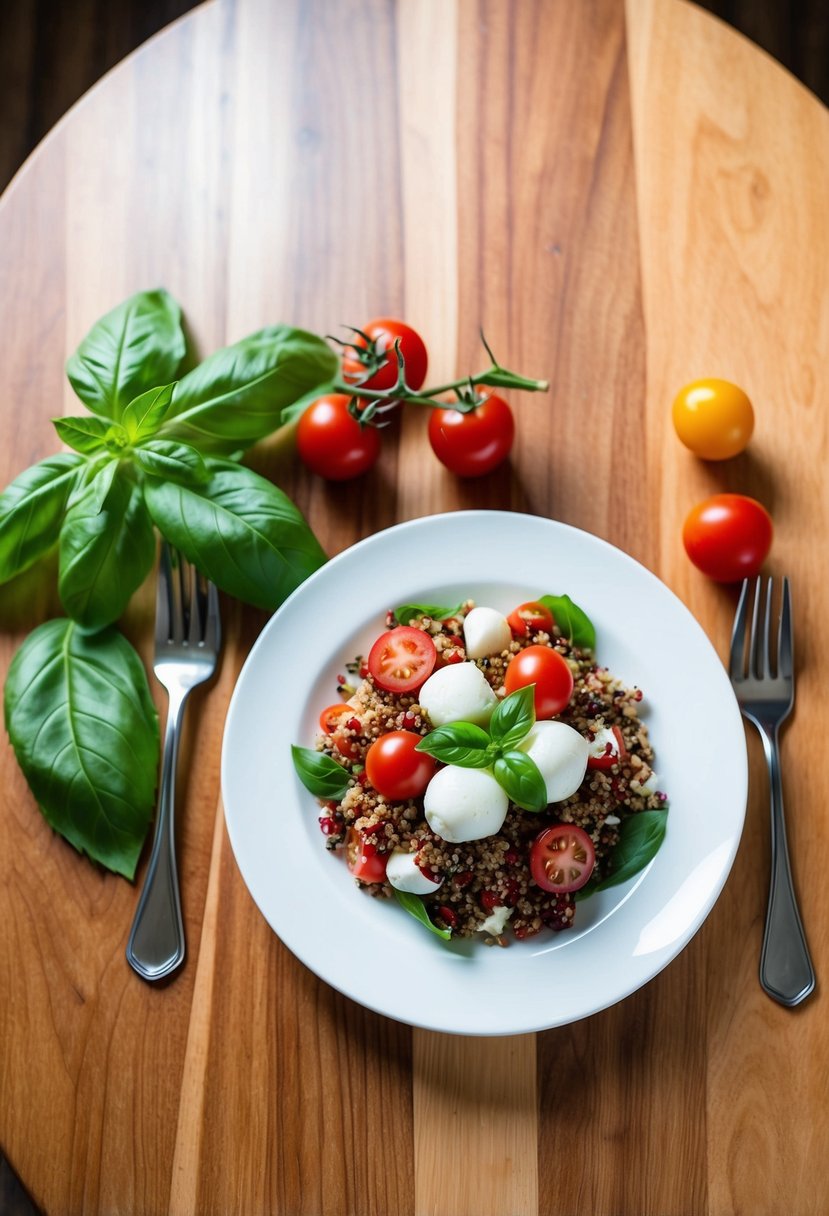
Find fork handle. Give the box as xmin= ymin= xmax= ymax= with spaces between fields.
xmin=757 ymin=724 xmax=815 ymax=1006
xmin=126 ymin=688 xmax=189 ymax=982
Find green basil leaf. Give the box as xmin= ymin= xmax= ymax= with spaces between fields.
xmin=66 ymin=289 xmax=185 ymax=420
xmin=159 ymin=326 xmax=338 ymax=453
xmin=489 ymin=685 xmax=535 ymax=750
xmin=59 ymin=472 xmax=156 ymax=629
xmin=52 ymin=415 xmax=112 ymax=455
xmin=143 ymin=457 xmax=326 ymax=611
xmin=133 ymin=439 xmax=209 ymax=486
xmin=122 ymin=383 xmax=176 ymax=441
xmin=539 ymin=594 xmax=596 ymax=650
xmin=591 ymin=810 xmax=668 ymax=893
xmin=415 ymin=722 xmax=492 ymax=767
xmin=394 ymin=601 xmax=463 ymax=626
xmin=68 ymin=458 xmax=119 ymax=515
xmin=290 ymin=745 xmax=350 ymax=799
xmin=3 ymin=619 xmax=160 ymax=879
xmin=393 ymin=889 xmax=452 ymax=940
xmin=493 ymin=750 xmax=547 ymax=812
xmin=0 ymin=454 xmax=84 ymax=583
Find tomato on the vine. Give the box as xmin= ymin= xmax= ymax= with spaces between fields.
xmin=296 ymin=394 xmax=380 ymax=480
xmin=682 ymin=493 xmax=773 ymax=582
xmin=341 ymin=318 xmax=428 ymax=392
xmin=530 ymin=825 xmax=596 ymax=894
xmin=427 ymin=391 xmax=515 ymax=477
xmin=504 ymin=645 xmax=574 ymax=718
xmin=672 ymin=378 xmax=754 ymax=461
xmin=367 ymin=626 xmax=437 ymax=693
xmin=365 ymin=731 xmax=437 ymax=800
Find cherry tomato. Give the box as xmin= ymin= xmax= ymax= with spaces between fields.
xmin=587 ymin=725 xmax=627 ymax=771
xmin=504 ymin=645 xmax=574 ymax=718
xmin=367 ymin=626 xmax=437 ymax=693
xmin=530 ymin=825 xmax=596 ymax=894
xmin=365 ymin=730 xmax=437 ymax=800
xmin=683 ymin=493 xmax=773 ymax=582
xmin=427 ymin=392 xmax=515 ymax=477
xmin=319 ymin=703 xmax=361 ymax=759
xmin=672 ymin=378 xmax=754 ymax=460
xmin=507 ymin=601 xmax=554 ymax=638
xmin=345 ymin=827 xmax=388 ymax=883
xmin=341 ymin=318 xmax=428 ymax=392
xmin=297 ymin=394 xmax=380 ymax=480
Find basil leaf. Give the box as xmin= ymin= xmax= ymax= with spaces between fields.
xmin=69 ymin=458 xmax=119 ymax=515
xmin=66 ymin=289 xmax=185 ymax=420
xmin=415 ymin=722 xmax=492 ymax=767
xmin=3 ymin=619 xmax=159 ymax=879
xmin=591 ymin=810 xmax=668 ymax=892
xmin=394 ymin=601 xmax=463 ymax=626
xmin=159 ymin=326 xmax=338 ymax=453
xmin=539 ymin=594 xmax=596 ymax=650
xmin=52 ymin=415 xmax=112 ymax=455
xmin=59 ymin=472 xmax=156 ymax=629
xmin=133 ymin=439 xmax=209 ymax=486
xmin=0 ymin=454 xmax=84 ymax=583
xmin=489 ymin=686 xmax=535 ymax=750
xmin=144 ymin=458 xmax=327 ymax=611
xmin=393 ymin=889 xmax=452 ymax=940
xmin=493 ymin=751 xmax=547 ymax=811
xmin=122 ymin=383 xmax=176 ymax=441
xmin=291 ymin=745 xmax=350 ymax=799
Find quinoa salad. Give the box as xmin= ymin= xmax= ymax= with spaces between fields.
xmin=291 ymin=595 xmax=669 ymax=945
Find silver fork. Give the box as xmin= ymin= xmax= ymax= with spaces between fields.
xmin=126 ymin=544 xmax=221 ymax=982
xmin=729 ymin=576 xmax=815 ymax=1006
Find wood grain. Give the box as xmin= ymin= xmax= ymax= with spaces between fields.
xmin=1 ymin=1 xmax=828 ymax=1214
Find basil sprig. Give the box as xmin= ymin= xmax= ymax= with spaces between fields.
xmin=575 ymin=810 xmax=668 ymax=900
xmin=394 ymin=889 xmax=452 ymax=940
xmin=394 ymin=601 xmax=463 ymax=626
xmin=290 ymin=746 xmax=351 ymax=801
xmin=414 ymin=721 xmax=492 ymax=768
xmin=539 ymin=593 xmax=595 ymax=650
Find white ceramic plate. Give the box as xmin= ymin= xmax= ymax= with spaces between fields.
xmin=221 ymin=511 xmax=747 ymax=1035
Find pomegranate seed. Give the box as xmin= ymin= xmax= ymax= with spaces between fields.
xmin=385 ymin=610 xmax=395 ymax=627
xmin=336 ymin=673 xmax=346 ymax=686
xmin=318 ymin=815 xmax=343 ymax=836
xmin=540 ymin=893 xmax=575 ymax=931
xmin=357 ymin=770 xmax=370 ymax=786
xmin=347 ymin=717 xmax=362 ymax=732
xmin=504 ymin=849 xmax=519 ymax=866
xmin=436 ymin=905 xmax=457 ymax=929
xmin=454 ymin=870 xmax=474 ymax=888
xmin=611 ymin=777 xmax=626 ymax=800
xmin=414 ymin=853 xmax=440 ymax=884
xmin=504 ymin=878 xmax=520 ymax=906
xmin=402 ymin=711 xmax=417 ymax=729
xmin=634 ymin=689 xmax=644 ymax=701
xmin=480 ymin=890 xmax=502 ymax=912
xmin=359 ymin=663 xmax=369 ymax=678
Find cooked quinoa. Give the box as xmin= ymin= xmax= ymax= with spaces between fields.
xmin=311 ymin=602 xmax=667 ymax=945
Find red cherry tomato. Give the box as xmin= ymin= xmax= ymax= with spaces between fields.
xmin=586 ymin=725 xmax=627 ymax=771
xmin=427 ymin=391 xmax=515 ymax=477
xmin=367 ymin=626 xmax=437 ymax=693
xmin=341 ymin=318 xmax=428 ymax=392
xmin=530 ymin=825 xmax=596 ymax=894
xmin=504 ymin=645 xmax=574 ymax=718
xmin=365 ymin=730 xmax=437 ymax=800
xmin=345 ymin=827 xmax=388 ymax=883
xmin=297 ymin=394 xmax=380 ymax=480
xmin=507 ymin=601 xmax=554 ymax=638
xmin=319 ymin=703 xmax=361 ymax=759
xmin=682 ymin=493 xmax=773 ymax=582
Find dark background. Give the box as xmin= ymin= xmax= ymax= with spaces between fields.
xmin=0 ymin=0 xmax=826 ymax=1212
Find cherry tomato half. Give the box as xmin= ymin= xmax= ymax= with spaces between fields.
xmin=427 ymin=392 xmax=515 ymax=477
xmin=365 ymin=730 xmax=437 ymax=800
xmin=587 ymin=725 xmax=627 ymax=771
xmin=672 ymin=378 xmax=754 ymax=461
xmin=530 ymin=825 xmax=596 ymax=894
xmin=345 ymin=827 xmax=388 ymax=883
xmin=341 ymin=318 xmax=428 ymax=392
xmin=319 ymin=703 xmax=361 ymax=759
xmin=504 ymin=645 xmax=574 ymax=718
xmin=297 ymin=394 xmax=381 ymax=480
xmin=683 ymin=493 xmax=773 ymax=582
xmin=367 ymin=626 xmax=437 ymax=693
xmin=507 ymin=601 xmax=554 ymax=638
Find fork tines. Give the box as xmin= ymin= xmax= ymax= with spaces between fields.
xmin=729 ymin=575 xmax=792 ymax=683
xmin=157 ymin=544 xmax=220 ymax=650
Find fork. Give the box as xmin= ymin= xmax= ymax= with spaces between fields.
xmin=729 ymin=576 xmax=815 ymax=1006
xmin=126 ymin=544 xmax=221 ymax=982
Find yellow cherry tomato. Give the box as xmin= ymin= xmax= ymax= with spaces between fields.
xmin=671 ymin=378 xmax=754 ymax=460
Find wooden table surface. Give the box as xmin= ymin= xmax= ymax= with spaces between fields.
xmin=1 ymin=1 xmax=828 ymax=1212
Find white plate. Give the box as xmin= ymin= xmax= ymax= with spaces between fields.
xmin=221 ymin=511 xmax=747 ymax=1035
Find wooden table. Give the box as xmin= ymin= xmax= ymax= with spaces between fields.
xmin=1 ymin=1 xmax=827 ymax=1212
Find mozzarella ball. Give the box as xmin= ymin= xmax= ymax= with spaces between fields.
xmin=463 ymin=606 xmax=511 ymax=659
xmin=424 ymin=765 xmax=509 ymax=842
xmin=418 ymin=662 xmax=497 ymax=727
xmin=518 ymin=720 xmax=589 ymax=803
xmin=386 ymin=849 xmax=443 ymax=895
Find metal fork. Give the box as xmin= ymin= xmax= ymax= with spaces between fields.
xmin=729 ymin=576 xmax=815 ymax=1006
xmin=126 ymin=544 xmax=221 ymax=982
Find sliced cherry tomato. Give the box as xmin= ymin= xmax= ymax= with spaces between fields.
xmin=427 ymin=391 xmax=515 ymax=477
xmin=297 ymin=393 xmax=381 ymax=480
xmin=682 ymin=493 xmax=773 ymax=582
xmin=319 ymin=703 xmax=361 ymax=759
xmin=367 ymin=626 xmax=436 ymax=693
xmin=341 ymin=318 xmax=428 ymax=391
xmin=504 ymin=645 xmax=574 ymax=718
xmin=530 ymin=825 xmax=596 ymax=894
xmin=672 ymin=378 xmax=754 ymax=460
xmin=365 ymin=730 xmax=437 ymax=800
xmin=507 ymin=601 xmax=554 ymax=638
xmin=345 ymin=827 xmax=388 ymax=883
xmin=587 ymin=725 xmax=627 ymax=771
